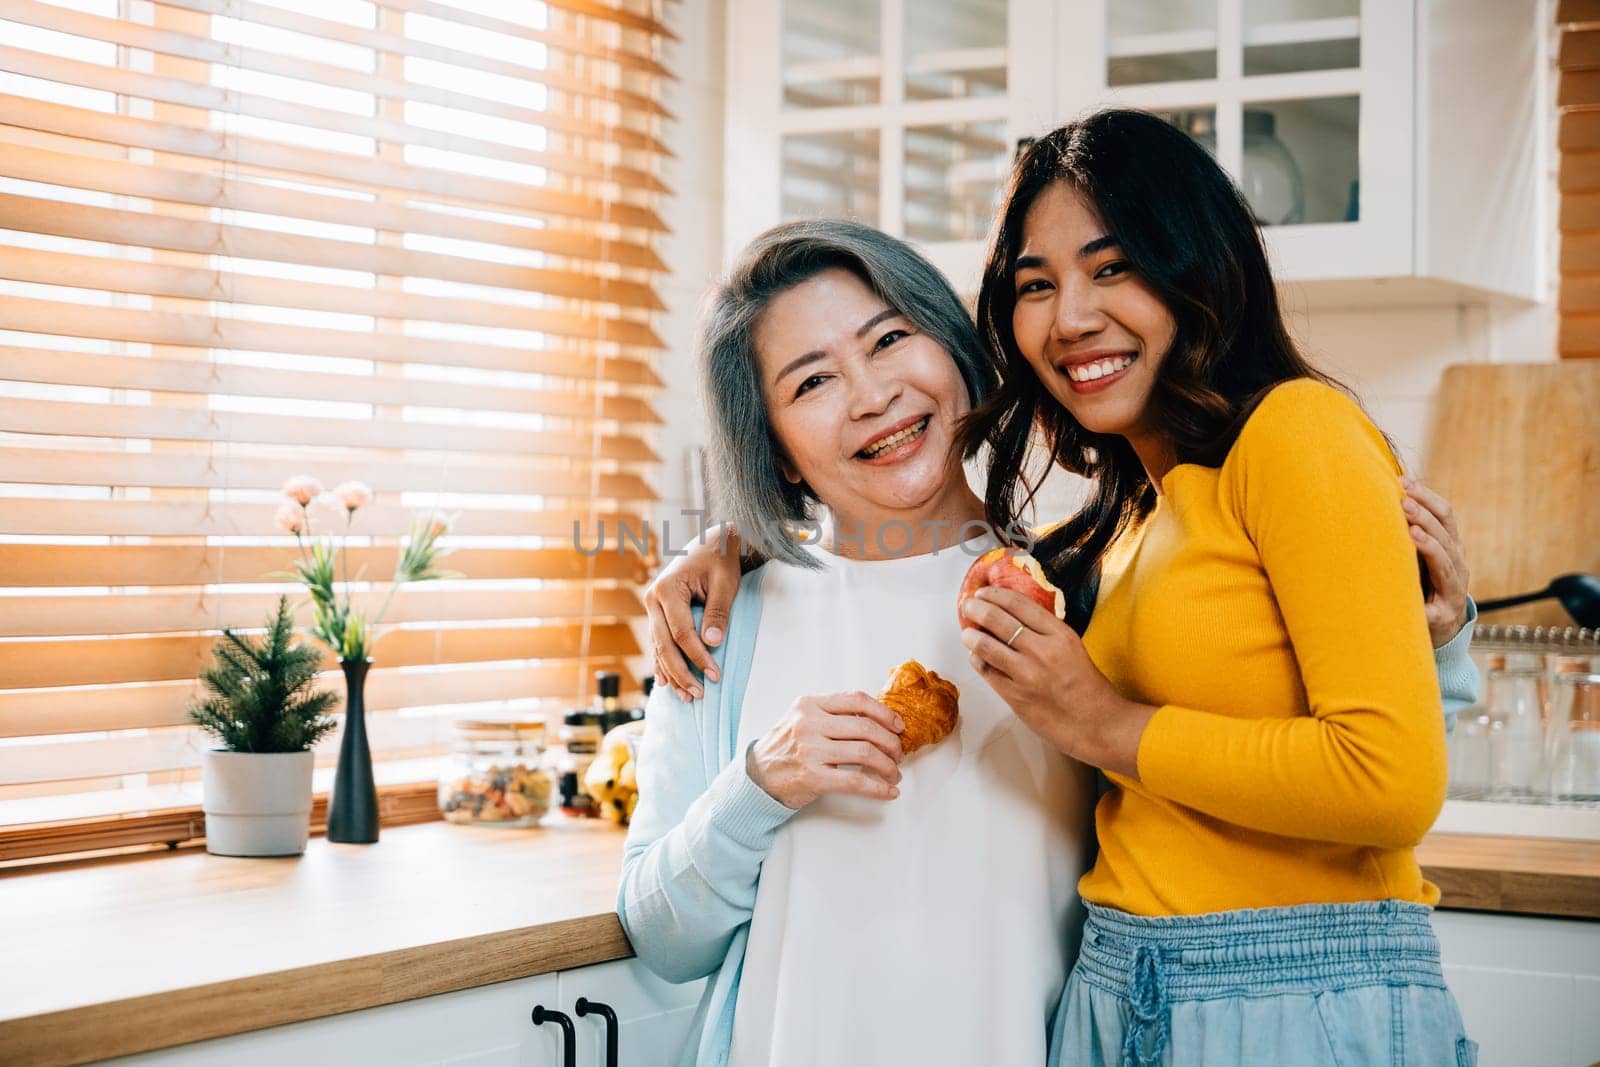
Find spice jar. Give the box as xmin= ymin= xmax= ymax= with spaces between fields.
xmin=439 ymin=720 xmax=554 ymax=827
xmin=555 ymin=711 xmax=604 ymax=818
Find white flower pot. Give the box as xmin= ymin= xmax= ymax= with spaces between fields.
xmin=202 ymin=750 xmax=315 ymax=857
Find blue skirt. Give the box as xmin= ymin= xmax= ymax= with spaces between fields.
xmin=1049 ymin=899 xmax=1476 ymax=1067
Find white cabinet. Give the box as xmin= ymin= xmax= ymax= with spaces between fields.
xmin=1059 ymin=0 xmax=1413 ymax=288
xmin=1055 ymin=0 xmax=1541 ymax=303
xmin=1433 ymin=910 xmax=1600 ymax=1067
xmin=108 ymin=959 xmax=704 ymax=1067
xmin=557 ymin=959 xmax=703 ymax=1067
xmin=726 ymin=0 xmax=1541 ymax=304
xmin=726 ymin=0 xmax=1057 ymax=293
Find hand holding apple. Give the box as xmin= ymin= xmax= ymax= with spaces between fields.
xmin=957 ymin=554 xmax=1153 ymax=778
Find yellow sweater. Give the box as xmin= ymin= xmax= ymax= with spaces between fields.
xmin=1078 ymin=380 xmax=1447 ymax=916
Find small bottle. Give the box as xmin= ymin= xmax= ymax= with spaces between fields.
xmin=627 ymin=675 xmax=652 ymax=725
xmin=558 ymin=710 xmax=604 ymax=818
xmin=595 ymin=671 xmax=630 ymax=734
xmin=629 ymin=676 xmax=652 ymax=723
xmin=595 ymin=670 xmax=621 ymax=715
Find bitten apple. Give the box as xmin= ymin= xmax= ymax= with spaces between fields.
xmin=957 ymin=547 xmax=1066 ymax=630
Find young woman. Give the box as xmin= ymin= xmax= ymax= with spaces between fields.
xmin=953 ymin=109 xmax=1475 ymax=1065
xmin=642 ymin=110 xmax=1478 ymax=1066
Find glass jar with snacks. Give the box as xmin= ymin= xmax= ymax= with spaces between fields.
xmin=439 ymin=720 xmax=554 ymax=827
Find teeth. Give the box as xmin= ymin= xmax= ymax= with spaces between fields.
xmin=1066 ymin=355 xmax=1134 ymax=383
xmin=861 ymin=417 xmax=929 ymax=458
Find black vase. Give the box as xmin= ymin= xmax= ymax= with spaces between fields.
xmin=326 ymin=657 xmax=379 ymax=844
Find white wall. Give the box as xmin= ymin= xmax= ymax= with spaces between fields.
xmin=653 ymin=0 xmax=727 ymax=531
xmin=1287 ymin=298 xmax=1558 ymax=478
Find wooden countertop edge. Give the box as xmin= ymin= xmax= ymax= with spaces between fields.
xmin=1 ymin=831 xmax=1592 ymax=1065
xmin=1427 ymin=865 xmax=1600 ymax=920
xmin=0 ymin=912 xmax=634 ymax=1067
xmin=1420 ymin=832 xmax=1600 ymax=921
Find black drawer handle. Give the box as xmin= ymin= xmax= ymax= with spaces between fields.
xmin=576 ymin=997 xmax=619 ymax=1067
xmin=530 ymin=1005 xmax=576 ymax=1067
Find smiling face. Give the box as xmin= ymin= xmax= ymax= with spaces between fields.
xmin=754 ymin=268 xmax=980 ymax=549
xmin=1010 ymin=181 xmax=1177 ymax=461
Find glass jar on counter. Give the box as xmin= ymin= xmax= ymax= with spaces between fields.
xmin=1447 ymin=705 xmax=1494 ymax=800
xmin=1547 ymin=673 xmax=1600 ymax=803
xmin=1485 ymin=667 xmax=1545 ymax=800
xmin=439 ymin=720 xmax=554 ymax=827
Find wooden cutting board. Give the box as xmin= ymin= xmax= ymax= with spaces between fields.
xmin=1423 ymin=362 xmax=1600 ymax=628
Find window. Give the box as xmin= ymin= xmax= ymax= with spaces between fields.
xmin=1560 ymin=0 xmax=1600 ymax=357
xmin=0 ymin=0 xmax=675 ymax=863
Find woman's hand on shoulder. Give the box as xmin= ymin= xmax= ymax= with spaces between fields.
xmin=1402 ymin=477 xmax=1471 ymax=648
xmin=960 ymin=587 xmax=1154 ymax=777
xmin=645 ymin=523 xmax=746 ymax=701
xmin=746 ymin=692 xmax=906 ymax=809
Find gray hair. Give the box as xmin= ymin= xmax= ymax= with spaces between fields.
xmin=698 ymin=219 xmax=996 ymax=569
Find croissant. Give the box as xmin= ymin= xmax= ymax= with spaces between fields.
xmin=878 ymin=660 xmax=960 ymax=754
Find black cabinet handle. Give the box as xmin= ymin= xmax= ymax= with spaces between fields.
xmin=530 ymin=1005 xmax=576 ymax=1067
xmin=576 ymin=997 xmax=619 ymax=1067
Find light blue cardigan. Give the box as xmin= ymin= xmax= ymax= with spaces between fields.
xmin=615 ymin=570 xmax=1479 ymax=1067
xmin=617 ymin=569 xmax=782 ymax=1067
xmin=1437 ymin=600 xmax=1480 ymax=735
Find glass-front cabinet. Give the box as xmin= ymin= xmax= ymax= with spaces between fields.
xmin=1059 ymin=0 xmax=1412 ymax=286
xmin=727 ymin=0 xmax=1056 ymax=292
xmin=727 ymin=0 xmax=1539 ymax=304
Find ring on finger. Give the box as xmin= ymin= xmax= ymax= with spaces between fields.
xmin=1005 ymin=623 xmax=1026 ymax=648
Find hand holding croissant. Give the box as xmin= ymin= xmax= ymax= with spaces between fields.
xmin=746 ymin=691 xmax=906 ymax=809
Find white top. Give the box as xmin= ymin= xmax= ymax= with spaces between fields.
xmin=728 ymin=536 xmax=1095 ymax=1067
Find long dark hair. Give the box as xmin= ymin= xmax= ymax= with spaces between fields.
xmin=961 ymin=108 xmax=1339 ymax=631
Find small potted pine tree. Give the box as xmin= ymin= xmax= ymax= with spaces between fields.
xmin=189 ymin=596 xmax=339 ymax=857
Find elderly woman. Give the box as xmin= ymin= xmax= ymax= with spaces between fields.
xmin=618 ymin=220 xmax=1096 ymax=1067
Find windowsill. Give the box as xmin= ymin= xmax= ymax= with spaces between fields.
xmin=0 ymin=775 xmax=441 ymax=868
xmin=0 ymin=817 xmax=633 ymax=1065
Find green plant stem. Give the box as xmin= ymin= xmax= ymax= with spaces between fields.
xmin=341 ymin=510 xmax=352 ymax=593
xmin=343 ymin=513 xmax=366 ymax=658
xmin=339 ymin=510 xmax=354 ymax=653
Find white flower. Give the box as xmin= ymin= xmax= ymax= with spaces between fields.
xmin=281 ymin=474 xmax=323 ymax=507
xmin=333 ymin=480 xmax=372 ymax=513
xmin=274 ymin=501 xmax=306 ymax=535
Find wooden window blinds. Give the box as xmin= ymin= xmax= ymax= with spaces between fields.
xmin=0 ymin=0 xmax=675 ymax=863
xmin=1560 ymin=0 xmax=1600 ymax=357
